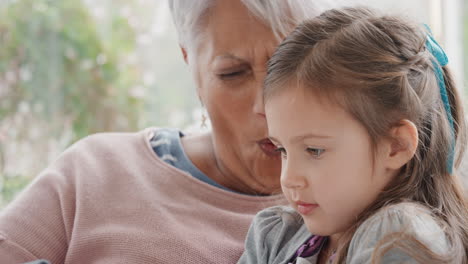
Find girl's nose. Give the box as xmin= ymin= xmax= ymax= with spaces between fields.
xmin=281 ymin=162 xmax=307 ymax=189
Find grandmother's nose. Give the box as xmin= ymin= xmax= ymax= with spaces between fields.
xmin=253 ymin=74 xmax=266 ymax=117
xmin=253 ymin=89 xmax=265 ymax=117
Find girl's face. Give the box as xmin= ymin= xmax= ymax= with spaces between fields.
xmin=265 ymin=86 xmax=394 ymax=236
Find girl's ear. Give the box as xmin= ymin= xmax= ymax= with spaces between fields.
xmin=385 ymin=119 xmax=418 ymax=170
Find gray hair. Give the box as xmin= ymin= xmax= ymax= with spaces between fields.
xmin=168 ymin=0 xmax=338 ymax=50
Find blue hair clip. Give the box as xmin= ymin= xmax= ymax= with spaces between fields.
xmin=424 ymin=24 xmax=454 ymax=174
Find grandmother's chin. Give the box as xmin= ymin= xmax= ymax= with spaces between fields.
xmin=251 ymin=153 xmax=282 ymax=192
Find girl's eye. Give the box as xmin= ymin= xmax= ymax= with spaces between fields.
xmin=275 ymin=147 xmax=287 ymax=158
xmin=307 ymin=148 xmax=325 ymax=158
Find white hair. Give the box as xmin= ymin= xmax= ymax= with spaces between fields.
xmin=168 ymin=0 xmax=339 ymax=49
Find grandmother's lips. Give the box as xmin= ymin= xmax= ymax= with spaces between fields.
xmin=258 ymin=138 xmax=280 ymax=157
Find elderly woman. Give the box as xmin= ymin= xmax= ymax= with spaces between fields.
xmin=0 ymin=0 xmax=329 ymax=263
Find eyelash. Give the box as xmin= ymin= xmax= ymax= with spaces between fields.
xmin=274 ymin=147 xmax=325 ymax=159
xmin=220 ymin=71 xmax=242 ymax=78
xmin=218 ymin=69 xmax=249 ymax=80
xmin=307 ymin=148 xmax=325 ymax=158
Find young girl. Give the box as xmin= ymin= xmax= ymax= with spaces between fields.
xmin=238 ymin=7 xmax=467 ymax=264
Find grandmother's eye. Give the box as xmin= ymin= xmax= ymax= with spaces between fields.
xmin=218 ymin=70 xmax=246 ymax=80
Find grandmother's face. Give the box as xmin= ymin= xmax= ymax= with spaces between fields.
xmin=184 ymin=0 xmax=281 ymax=193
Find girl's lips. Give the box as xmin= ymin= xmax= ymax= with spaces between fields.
xmin=296 ymin=202 xmax=319 ymax=215
xmin=258 ymin=138 xmax=280 ymax=157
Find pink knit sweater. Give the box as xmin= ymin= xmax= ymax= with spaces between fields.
xmin=0 ymin=128 xmax=286 ymax=263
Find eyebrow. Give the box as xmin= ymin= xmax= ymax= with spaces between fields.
xmin=269 ymin=133 xmax=332 ymax=144
xmin=215 ymin=54 xmax=249 ymax=64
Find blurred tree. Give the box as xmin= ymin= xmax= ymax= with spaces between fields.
xmin=0 ymin=0 xmax=144 ymax=206
xmin=0 ymin=0 xmax=143 ymax=140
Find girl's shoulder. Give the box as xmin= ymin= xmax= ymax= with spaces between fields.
xmin=347 ymin=202 xmax=450 ymax=263
xmin=251 ymin=205 xmax=303 ymax=229
xmin=238 ymin=206 xmax=312 ymax=264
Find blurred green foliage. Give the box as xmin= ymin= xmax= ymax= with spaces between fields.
xmin=1 ymin=175 xmax=30 ymax=207
xmin=0 ymin=0 xmax=143 ymax=141
xmin=0 ymin=0 xmax=144 ymax=206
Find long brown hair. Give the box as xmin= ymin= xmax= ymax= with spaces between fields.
xmin=264 ymin=7 xmax=467 ymax=263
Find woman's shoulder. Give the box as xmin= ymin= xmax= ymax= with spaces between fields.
xmin=43 ymin=128 xmax=162 ymax=178
xmin=71 ymin=128 xmax=153 ymax=150
xmin=238 ymin=206 xmax=311 ymax=264
xmin=59 ymin=128 xmax=162 ymax=161
xmin=347 ymin=202 xmax=449 ymax=263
